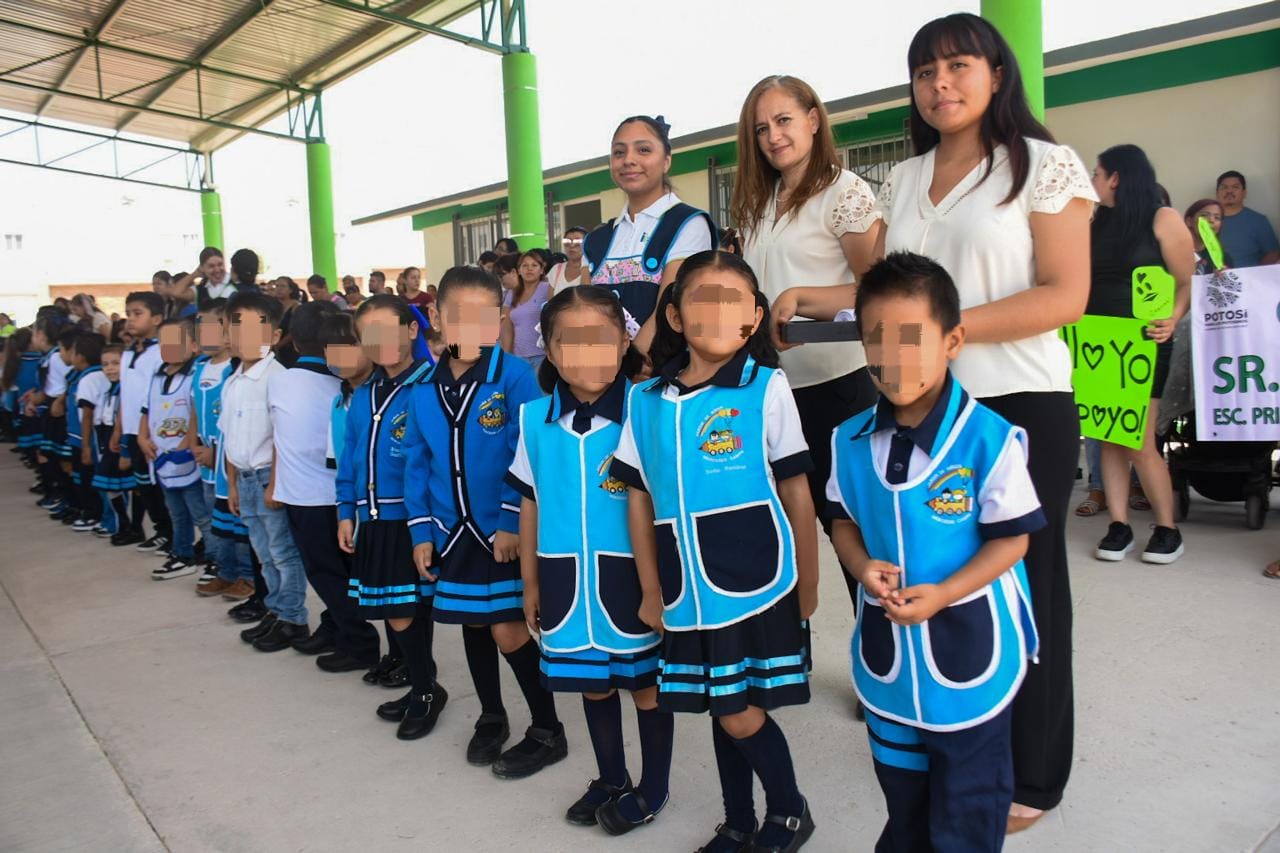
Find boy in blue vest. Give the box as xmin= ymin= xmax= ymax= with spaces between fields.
xmin=826 ymin=252 xmax=1045 ymax=852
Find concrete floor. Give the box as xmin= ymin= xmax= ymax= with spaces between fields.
xmin=1 ymin=448 xmax=1278 ymax=853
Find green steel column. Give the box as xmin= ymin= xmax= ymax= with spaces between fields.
xmin=306 ymin=140 xmax=339 ymax=290
xmin=501 ymin=51 xmax=547 ymax=250
xmin=200 ymin=190 xmax=223 ymax=251
xmin=982 ymin=0 xmax=1044 ymax=120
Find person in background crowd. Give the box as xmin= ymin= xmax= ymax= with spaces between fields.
xmin=548 ymin=227 xmax=587 ymax=292
xmin=1215 ymin=170 xmax=1279 ymax=267
xmin=53 ymin=297 xmax=72 ymax=313
xmin=344 ymin=282 xmax=364 ymax=309
xmin=70 ymin=294 xmax=112 ymax=336
xmin=308 ymin=275 xmax=349 ymax=311
xmin=1186 ymin=199 xmax=1234 ymax=274
xmin=0 ymin=312 xmax=14 ymax=337
xmin=342 ymin=275 xmax=357 ymax=293
xmin=718 ymin=227 xmax=743 ymax=255
xmin=494 ymin=237 xmax=520 ymax=256
xmin=1088 ymin=144 xmax=1193 ymax=566
xmin=504 ymin=250 xmax=553 ymax=369
xmin=425 ymin=285 xmax=437 ymax=302
xmin=368 ymin=270 xmax=388 ymax=295
xmin=400 ymin=266 xmax=431 ymax=308
xmin=176 ymin=248 xmax=237 ymax=305
xmin=152 ymin=271 xmax=170 ymax=295
xmin=225 ymin=249 xmax=261 ymax=297
xmin=478 ymin=251 xmax=499 ymax=273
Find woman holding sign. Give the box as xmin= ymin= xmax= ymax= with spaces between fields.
xmin=1088 ymin=144 xmax=1194 ymax=564
xmin=771 ymin=13 xmax=1097 ymax=832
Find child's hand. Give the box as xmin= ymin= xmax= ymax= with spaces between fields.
xmin=194 ymin=445 xmax=214 ymax=468
xmin=264 ymin=480 xmax=282 ymax=510
xmin=492 ymin=530 xmax=519 ymax=563
xmin=859 ymin=559 xmax=902 ymax=600
xmin=337 ymin=519 xmax=356 ymax=554
xmin=139 ymin=437 xmax=156 ymax=461
xmin=50 ymin=398 xmax=65 ymax=418
xmin=799 ymin=580 xmax=819 ymax=621
xmin=882 ymin=583 xmax=948 ymax=626
xmin=523 ymin=588 xmax=540 ymax=636
xmin=639 ymin=591 xmax=664 ymax=635
xmin=24 ymin=401 xmax=37 ymax=417
xmin=109 ymin=434 xmax=121 ymax=453
xmin=413 ymin=543 xmax=437 ymax=581
xmin=119 ymin=455 xmax=132 ymax=472
xmin=80 ymin=446 xmax=92 ymax=467
xmin=226 ymin=482 xmax=239 ymax=516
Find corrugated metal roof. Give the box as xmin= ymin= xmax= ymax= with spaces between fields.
xmin=0 ymin=0 xmax=482 ymax=151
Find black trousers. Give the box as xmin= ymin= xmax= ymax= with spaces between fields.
xmin=128 ymin=440 xmax=171 ymax=538
xmin=792 ymin=368 xmax=878 ymax=609
xmin=284 ymin=504 xmax=380 ymax=665
xmin=980 ymin=391 xmax=1076 ymax=811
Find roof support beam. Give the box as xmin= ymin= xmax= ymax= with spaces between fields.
xmin=314 ymin=0 xmax=505 ymax=54
xmin=34 ymin=0 xmax=131 ymax=116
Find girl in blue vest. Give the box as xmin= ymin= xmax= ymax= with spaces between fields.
xmin=610 ymin=250 xmax=819 ymax=853
xmin=337 ymin=294 xmax=446 ymax=740
xmin=508 ymin=285 xmax=673 ymax=834
xmin=2 ymin=328 xmax=40 ymax=458
xmin=67 ymin=332 xmax=107 ymax=531
xmin=584 ymin=115 xmax=717 ymax=355
xmin=827 ymin=252 xmax=1044 ymax=851
xmin=91 ymin=345 xmax=133 ymax=536
xmin=404 ymin=266 xmax=565 ymax=779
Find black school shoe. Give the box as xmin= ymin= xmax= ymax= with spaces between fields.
xmin=253 ymin=620 xmax=310 ymax=652
xmin=111 ymin=530 xmax=144 ymax=547
xmin=1095 ymin=522 xmax=1134 ymax=561
xmin=239 ymin=613 xmax=277 ymax=643
xmin=379 ymin=660 xmax=410 ymax=689
xmin=565 ymin=776 xmax=632 ymax=826
xmin=696 ymin=822 xmax=758 ymax=853
xmin=746 ymin=798 xmax=815 ymax=853
xmin=397 ymin=683 xmax=448 ymax=740
xmin=1141 ymin=525 xmax=1184 ymax=564
xmin=291 ymin=628 xmax=335 ymax=655
xmin=491 ymin=724 xmax=568 ymax=779
xmin=363 ymin=654 xmax=401 ymax=685
xmin=596 ymin=789 xmax=668 ymax=836
xmin=466 ymin=713 xmax=510 ymax=765
xmin=377 ymin=691 xmax=413 ymax=722
xmin=228 ymin=598 xmax=268 ymax=623
xmin=317 ymin=650 xmax=373 ymax=673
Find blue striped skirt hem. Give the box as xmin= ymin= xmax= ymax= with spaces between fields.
xmin=541 ymin=646 xmax=661 ymax=693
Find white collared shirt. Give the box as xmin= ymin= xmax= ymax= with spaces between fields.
xmin=203 ymin=277 xmax=237 ymax=300
xmin=119 ymin=341 xmax=161 ymax=435
xmin=590 ymin=191 xmax=713 ymax=285
xmin=267 ymin=364 xmax=341 ymax=506
xmin=218 ymin=352 xmax=284 ymax=471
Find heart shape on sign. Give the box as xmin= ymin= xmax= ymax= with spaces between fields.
xmin=1090 ymin=405 xmax=1107 ymax=428
xmin=1082 ymin=342 xmax=1105 ymax=371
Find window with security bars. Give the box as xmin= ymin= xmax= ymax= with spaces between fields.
xmin=709 ymin=165 xmax=737 ymax=228
xmin=455 ymin=214 xmax=502 ymax=265
xmin=841 ymin=127 xmax=911 ymax=193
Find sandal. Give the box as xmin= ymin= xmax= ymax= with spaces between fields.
xmin=1075 ymin=489 xmax=1107 ymax=517
xmin=1263 ymin=560 xmax=1280 ymax=580
xmin=1129 ymin=484 xmax=1151 ymax=512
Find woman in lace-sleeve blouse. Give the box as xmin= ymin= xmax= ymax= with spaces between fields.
xmin=735 ymin=75 xmax=883 ymax=613
xmin=772 ymin=15 xmax=1096 ymax=831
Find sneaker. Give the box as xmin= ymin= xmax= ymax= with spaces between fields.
xmin=1095 ymin=522 xmax=1134 ymax=561
xmin=110 ymin=530 xmax=144 ymax=547
xmin=197 ymin=563 xmax=218 ymax=584
xmin=37 ymin=496 xmax=59 ymax=510
xmin=136 ymin=534 xmax=169 ymax=552
xmin=197 ymin=577 xmax=235 ymax=597
xmin=92 ymin=525 xmax=114 ymax=537
xmin=1141 ymin=526 xmax=1184 ymax=564
xmin=220 ymin=579 xmax=256 ymax=602
xmin=152 ymin=558 xmax=197 ymax=580
xmin=72 ymin=518 xmax=98 ymax=533
xmin=58 ymin=509 xmax=79 ymax=525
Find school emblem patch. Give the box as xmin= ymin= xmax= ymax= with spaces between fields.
xmin=597 ymin=454 xmax=627 ymax=497
xmin=477 ymin=392 xmax=507 ymax=434
xmin=156 ymin=417 xmax=187 ymax=439
xmin=925 ymin=464 xmax=975 ymax=523
xmin=696 ymin=407 xmax=743 ymax=460
xmin=391 ymin=411 xmax=408 ymax=442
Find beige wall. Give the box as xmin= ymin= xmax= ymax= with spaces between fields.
xmin=422 ymin=224 xmax=454 ymax=282
xmin=1047 ymin=68 xmax=1280 ymax=226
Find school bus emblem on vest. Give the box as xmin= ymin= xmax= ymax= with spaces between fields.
xmin=696 ymin=407 xmax=742 ymax=459
xmin=477 ymin=392 xmax=507 ymax=433
xmin=597 ymin=454 xmax=627 ymax=496
xmin=925 ymin=465 xmax=975 ymax=521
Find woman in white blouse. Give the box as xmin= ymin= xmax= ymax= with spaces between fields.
xmin=734 ymin=74 xmax=882 ymax=614
xmin=773 ymin=14 xmax=1096 ymax=833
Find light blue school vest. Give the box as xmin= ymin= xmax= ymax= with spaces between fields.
xmin=520 ymin=385 xmax=659 ymax=655
xmin=830 ymin=389 xmax=1038 ymax=732
xmin=65 ymin=366 xmax=101 ymax=448
xmin=191 ymin=357 xmax=236 ymax=485
xmin=624 ymin=356 xmax=797 ymax=631
xmin=148 ymin=367 xmax=199 ymax=489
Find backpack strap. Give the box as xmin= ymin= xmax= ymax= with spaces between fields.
xmin=641 ymin=203 xmax=717 ymax=276
xmin=583 ymin=219 xmax=618 ymax=276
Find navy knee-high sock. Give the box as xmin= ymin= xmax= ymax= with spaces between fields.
xmin=392 ymin=606 xmax=437 ymax=711
xmin=614 ymin=704 xmax=674 ymax=821
xmin=713 ymin=717 xmax=757 ymax=833
xmin=463 ymin=625 xmax=504 ymax=717
xmin=582 ymin=693 xmax=628 ymax=796
xmin=502 ymin=638 xmax=559 ymax=732
xmin=729 ymin=716 xmax=804 ymax=846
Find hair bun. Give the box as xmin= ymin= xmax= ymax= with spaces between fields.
xmin=654 ymin=115 xmax=671 ymax=137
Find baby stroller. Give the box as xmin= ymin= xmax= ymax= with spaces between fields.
xmin=1165 ymin=414 xmax=1276 ymax=530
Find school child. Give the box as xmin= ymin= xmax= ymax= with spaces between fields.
xmin=46 ymin=328 xmax=81 ymax=523
xmin=113 ymin=291 xmax=172 ymax=551
xmin=403 ymin=266 xmax=565 ymax=775
xmin=21 ymin=314 xmax=67 ymax=482
xmin=337 ymin=295 xmax=445 ymax=738
xmin=1 ymin=328 xmax=40 ymax=456
xmin=139 ymin=317 xmax=207 ymax=580
xmin=271 ymin=301 xmax=382 ymax=671
xmin=826 ymin=253 xmax=1044 ymax=852
xmin=220 ymin=291 xmax=312 ymax=652
xmin=189 ymin=299 xmax=255 ymax=600
xmin=67 ymin=333 xmax=108 ymax=532
xmin=609 ymin=251 xmax=819 ymax=853
xmin=91 ymin=345 xmax=133 ymax=537
xmin=507 ymin=285 xmax=674 ymax=832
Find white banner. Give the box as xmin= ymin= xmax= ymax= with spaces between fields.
xmin=1191 ymin=265 xmax=1280 ymax=441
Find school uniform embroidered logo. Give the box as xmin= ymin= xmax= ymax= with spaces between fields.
xmin=597 ymin=454 xmax=628 ymax=497
xmin=476 ymin=392 xmax=507 ymax=434
xmin=696 ymin=407 xmax=743 ymax=460
xmin=925 ymin=465 xmax=975 ymax=522
xmin=156 ymin=417 xmax=187 ymax=439
xmin=390 ymin=411 xmax=408 ymax=442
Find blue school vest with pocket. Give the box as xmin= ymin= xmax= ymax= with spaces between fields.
xmin=830 ymin=392 xmax=1039 ymax=732
xmin=192 ymin=357 xmax=237 ymax=485
xmin=65 ymin=366 xmax=99 ymax=448
xmin=519 ymin=384 xmax=660 ymax=655
xmin=622 ymin=356 xmax=797 ymax=631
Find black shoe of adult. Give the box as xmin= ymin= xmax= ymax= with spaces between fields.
xmin=565 ymin=776 xmax=632 ymax=826
xmin=596 ymin=789 xmax=667 ymax=836
xmin=491 ymin=725 xmax=568 ymax=779
xmin=363 ymin=654 xmax=400 ymax=685
xmin=239 ymin=613 xmax=277 ymax=643
xmin=111 ymin=530 xmax=144 ymax=547
xmin=253 ymin=620 xmax=310 ymax=653
xmin=228 ymin=598 xmax=268 ymax=624
xmin=396 ymin=683 xmax=448 ymax=741
xmin=746 ymin=799 xmax=815 ymax=853
xmin=379 ymin=660 xmax=410 ymax=689
xmin=50 ymin=507 xmax=75 ymax=522
xmin=695 ymin=822 xmax=758 ymax=853
xmin=466 ymin=713 xmax=510 ymax=765
xmin=316 ymin=650 xmax=372 ymax=673
xmin=377 ymin=690 xmax=412 ymax=722
xmin=291 ymin=629 xmax=335 ymax=655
